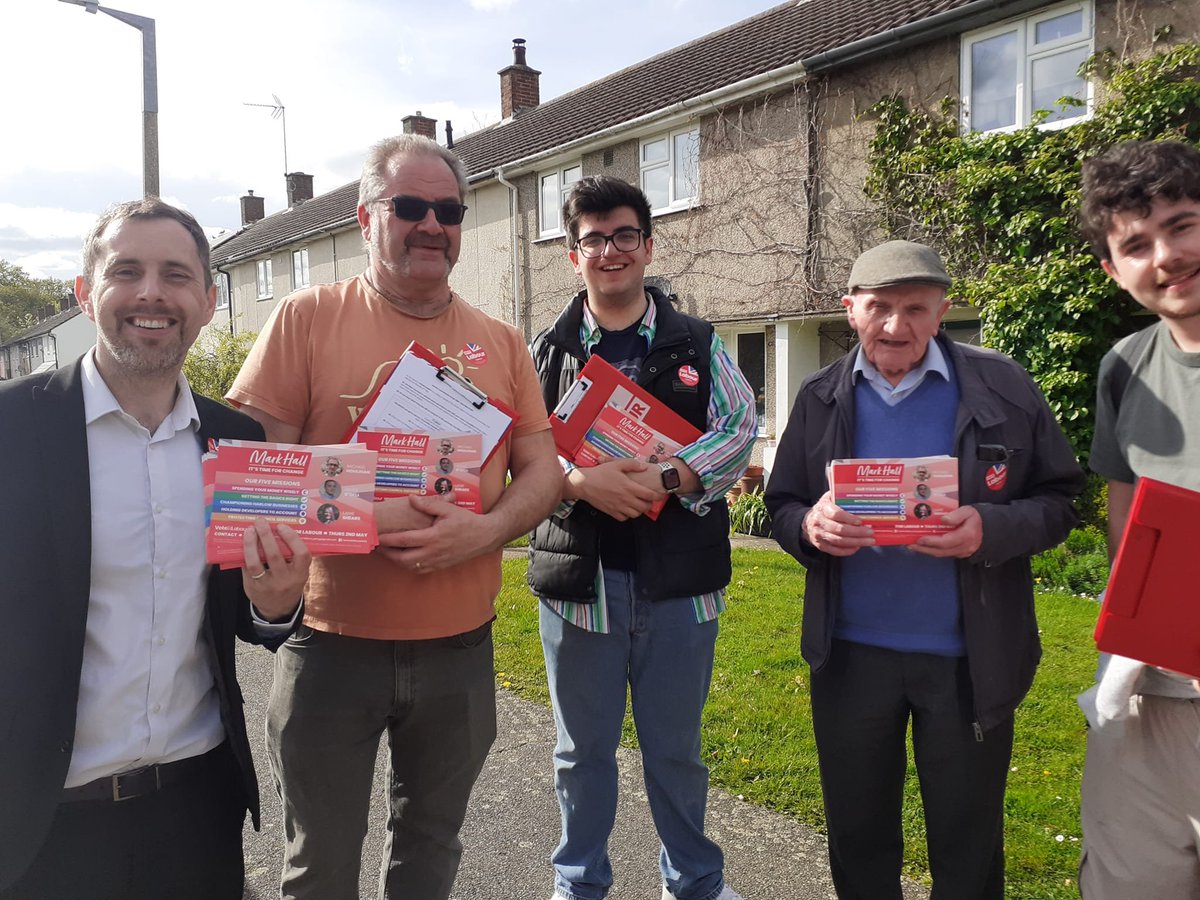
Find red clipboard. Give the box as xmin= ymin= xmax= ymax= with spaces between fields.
xmin=1094 ymin=477 xmax=1200 ymax=677
xmin=343 ymin=340 xmax=518 ymax=469
xmin=549 ymin=355 xmax=701 ymax=520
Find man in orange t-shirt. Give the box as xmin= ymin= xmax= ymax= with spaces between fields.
xmin=227 ymin=134 xmax=561 ymax=900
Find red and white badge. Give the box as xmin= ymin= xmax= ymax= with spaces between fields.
xmin=985 ymin=463 xmax=1008 ymax=491
xmin=462 ymin=342 xmax=489 ymax=365
xmin=677 ymin=364 xmax=700 ymax=387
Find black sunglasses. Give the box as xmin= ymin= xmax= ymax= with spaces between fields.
xmin=380 ymin=195 xmax=468 ymax=226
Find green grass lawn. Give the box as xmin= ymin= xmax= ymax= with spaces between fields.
xmin=493 ymin=548 xmax=1101 ymax=899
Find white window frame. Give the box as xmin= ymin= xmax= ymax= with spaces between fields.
xmin=961 ymin=0 xmax=1093 ymax=134
xmin=639 ymin=126 xmax=700 ymax=214
xmin=214 ymin=272 xmax=230 ymax=310
xmin=255 ymin=259 xmax=273 ymax=300
xmin=538 ymin=162 xmax=583 ymax=237
xmin=292 ymin=247 xmax=310 ymax=289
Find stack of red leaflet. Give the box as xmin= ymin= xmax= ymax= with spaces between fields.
xmin=1095 ymin=477 xmax=1200 ymax=678
xmin=549 ymin=355 xmax=701 ymax=521
xmin=204 ymin=439 xmax=379 ymax=566
xmin=827 ymin=455 xmax=958 ymax=546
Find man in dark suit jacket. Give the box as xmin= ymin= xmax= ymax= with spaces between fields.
xmin=0 ymin=199 xmax=311 ymax=899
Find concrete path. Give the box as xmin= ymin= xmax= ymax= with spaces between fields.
xmin=237 ymin=636 xmax=930 ymax=900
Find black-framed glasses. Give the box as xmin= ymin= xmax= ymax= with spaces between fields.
xmin=575 ymin=227 xmax=645 ymax=258
xmin=379 ymin=195 xmax=468 ymax=226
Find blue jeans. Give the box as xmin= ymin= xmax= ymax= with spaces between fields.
xmin=266 ymin=622 xmax=497 ymax=900
xmin=539 ymin=570 xmax=725 ymax=900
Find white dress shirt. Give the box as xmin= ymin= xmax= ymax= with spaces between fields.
xmin=65 ymin=353 xmax=224 ymax=787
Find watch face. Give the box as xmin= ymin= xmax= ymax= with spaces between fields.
xmin=660 ymin=465 xmax=681 ymax=491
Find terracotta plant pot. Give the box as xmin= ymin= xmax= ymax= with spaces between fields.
xmin=738 ymin=464 xmax=764 ymax=495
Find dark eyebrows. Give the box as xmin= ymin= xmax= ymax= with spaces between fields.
xmin=1114 ymin=209 xmax=1200 ymax=254
xmin=102 ymin=255 xmax=200 ymax=277
xmin=1163 ymin=210 xmax=1200 ymax=229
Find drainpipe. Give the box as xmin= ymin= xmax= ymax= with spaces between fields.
xmin=495 ymin=167 xmax=524 ymax=338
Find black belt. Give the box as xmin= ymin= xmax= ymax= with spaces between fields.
xmin=60 ymin=744 xmax=223 ymax=803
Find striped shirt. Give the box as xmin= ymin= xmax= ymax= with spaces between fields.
xmin=542 ymin=295 xmax=758 ymax=632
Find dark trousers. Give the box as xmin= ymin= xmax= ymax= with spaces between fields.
xmin=1 ymin=742 xmax=246 ymax=900
xmin=266 ymin=622 xmax=497 ymax=900
xmin=810 ymin=640 xmax=1013 ymax=900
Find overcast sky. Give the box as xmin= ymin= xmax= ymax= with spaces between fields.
xmin=2 ymin=0 xmax=784 ymax=280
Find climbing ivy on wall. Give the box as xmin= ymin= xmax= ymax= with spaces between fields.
xmin=864 ymin=43 xmax=1200 ymax=461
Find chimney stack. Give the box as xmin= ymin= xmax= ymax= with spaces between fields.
xmin=445 ymin=120 xmax=454 ymax=149
xmin=499 ymin=38 xmax=541 ymax=119
xmin=286 ymin=172 xmax=314 ymax=208
xmin=241 ymin=190 xmax=265 ymax=226
xmin=402 ymin=111 xmax=438 ymax=140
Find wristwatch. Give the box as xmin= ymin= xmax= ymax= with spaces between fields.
xmin=658 ymin=462 xmax=681 ymax=493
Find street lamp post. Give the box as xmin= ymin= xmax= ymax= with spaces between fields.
xmin=59 ymin=0 xmax=159 ymax=198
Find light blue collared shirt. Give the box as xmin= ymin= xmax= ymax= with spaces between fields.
xmin=852 ymin=338 xmax=950 ymax=406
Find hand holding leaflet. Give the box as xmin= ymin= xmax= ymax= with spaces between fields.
xmin=204 ymin=440 xmax=379 ymax=565
xmin=827 ymin=456 xmax=958 ymax=546
xmin=549 ymin=355 xmax=700 ymax=520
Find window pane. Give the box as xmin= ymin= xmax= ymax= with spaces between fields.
xmin=673 ymin=129 xmax=700 ymax=202
xmin=642 ymin=165 xmax=670 ymax=211
xmin=257 ymin=260 xmax=272 ymax=297
xmin=970 ymin=30 xmax=1018 ymax=131
xmin=540 ymin=173 xmax=559 ymax=233
xmin=1031 ymin=46 xmax=1088 ymax=122
xmin=1035 ymin=10 xmax=1083 ymax=44
xmin=563 ymin=165 xmax=582 ymax=186
xmin=296 ymin=250 xmax=309 ymax=287
xmin=642 ymin=138 xmax=668 ymax=164
xmin=736 ymin=332 xmax=766 ymax=427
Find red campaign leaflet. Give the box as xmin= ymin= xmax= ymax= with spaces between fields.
xmin=572 ymin=385 xmax=694 ymax=522
xmin=356 ymin=429 xmax=483 ymax=514
xmin=574 ymin=388 xmax=688 ymax=467
xmin=204 ymin=440 xmax=379 ymax=565
xmin=345 ymin=341 xmax=517 ymax=469
xmin=550 ymin=355 xmax=702 ymax=522
xmin=827 ymin=456 xmax=959 ymax=546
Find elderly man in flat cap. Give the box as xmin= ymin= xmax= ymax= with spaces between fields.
xmin=766 ymin=241 xmax=1084 ymax=899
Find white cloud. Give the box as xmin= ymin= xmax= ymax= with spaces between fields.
xmin=3 ymin=0 xmax=781 ymax=272
xmin=0 ymin=204 xmax=96 ymax=241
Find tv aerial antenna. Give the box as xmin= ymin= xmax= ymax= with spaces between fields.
xmin=243 ymin=94 xmax=288 ymax=173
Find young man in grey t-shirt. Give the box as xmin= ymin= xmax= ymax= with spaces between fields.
xmin=1077 ymin=139 xmax=1200 ymax=898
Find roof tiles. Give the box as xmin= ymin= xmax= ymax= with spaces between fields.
xmin=212 ymin=0 xmax=976 ymax=266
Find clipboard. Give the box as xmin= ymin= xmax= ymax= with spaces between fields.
xmin=344 ymin=340 xmax=517 ymax=468
xmin=550 ymin=355 xmax=701 ymax=520
xmin=1094 ymin=477 xmax=1200 ymax=677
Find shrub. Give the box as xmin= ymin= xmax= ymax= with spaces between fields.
xmin=729 ymin=489 xmax=772 ymax=537
xmin=1032 ymin=526 xmax=1109 ymax=597
xmin=865 ymin=43 xmax=1200 ymax=463
xmin=183 ymin=328 xmax=257 ymax=405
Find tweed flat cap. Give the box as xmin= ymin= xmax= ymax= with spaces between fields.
xmin=848 ymin=240 xmax=951 ymax=292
